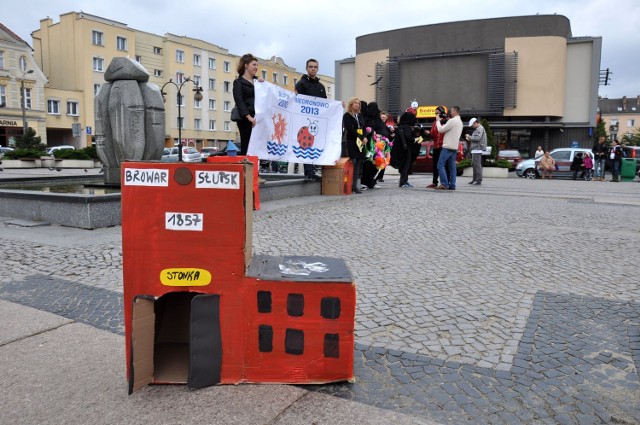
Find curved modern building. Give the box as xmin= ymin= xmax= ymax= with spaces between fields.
xmin=336 ymin=15 xmax=602 ymax=155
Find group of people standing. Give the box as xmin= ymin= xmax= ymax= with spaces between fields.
xmin=592 ymin=136 xmax=625 ymax=182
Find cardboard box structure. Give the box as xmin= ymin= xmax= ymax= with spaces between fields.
xmin=121 ymin=159 xmax=355 ymax=393
xmin=322 ymin=158 xmax=353 ymax=196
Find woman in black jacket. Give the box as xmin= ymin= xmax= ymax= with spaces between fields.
xmin=343 ymin=97 xmax=366 ymax=194
xmin=232 ymin=53 xmax=259 ymax=155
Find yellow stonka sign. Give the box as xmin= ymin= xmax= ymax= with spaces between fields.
xmin=416 ymin=106 xmax=444 ymax=119
xmin=160 ymin=268 xmax=211 ymax=286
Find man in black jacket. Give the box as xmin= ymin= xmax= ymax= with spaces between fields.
xmin=592 ymin=136 xmax=608 ymax=181
xmin=295 ymin=59 xmax=326 ymax=181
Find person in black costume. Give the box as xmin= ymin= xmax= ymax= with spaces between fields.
xmin=362 ymin=102 xmax=387 ymax=189
xmin=391 ymin=112 xmax=421 ymax=188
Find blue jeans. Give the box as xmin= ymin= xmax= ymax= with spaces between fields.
xmin=437 ymin=148 xmax=457 ymax=188
xmin=611 ymin=159 xmax=621 ymax=178
xmin=594 ymin=158 xmax=606 ymax=178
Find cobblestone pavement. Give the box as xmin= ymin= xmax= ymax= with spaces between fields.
xmin=1 ymin=175 xmax=639 ymax=424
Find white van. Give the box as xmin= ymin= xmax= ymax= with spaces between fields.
xmin=46 ymin=145 xmax=75 ymax=155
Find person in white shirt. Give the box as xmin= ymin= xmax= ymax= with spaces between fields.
xmin=435 ymin=106 xmax=463 ymax=190
xmin=534 ymin=146 xmax=544 ymax=159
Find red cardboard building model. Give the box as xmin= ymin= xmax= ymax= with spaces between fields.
xmin=121 ymin=159 xmax=355 ymax=393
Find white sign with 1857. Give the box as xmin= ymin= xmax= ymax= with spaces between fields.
xmin=165 ymin=212 xmax=203 ymax=231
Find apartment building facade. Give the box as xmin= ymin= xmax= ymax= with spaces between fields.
xmin=31 ymin=12 xmax=334 ymax=151
xmin=598 ymin=96 xmax=640 ymax=141
xmin=0 ymin=23 xmax=47 ymax=147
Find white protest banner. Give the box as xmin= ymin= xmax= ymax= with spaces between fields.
xmin=247 ymin=82 xmax=343 ymax=165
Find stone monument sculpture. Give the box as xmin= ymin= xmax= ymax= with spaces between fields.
xmin=94 ymin=57 xmax=165 ymax=185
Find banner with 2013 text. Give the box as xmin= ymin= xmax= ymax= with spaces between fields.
xmin=247 ymin=82 xmax=343 ymax=165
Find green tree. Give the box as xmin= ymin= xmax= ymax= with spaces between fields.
xmin=480 ymin=118 xmax=496 ymax=159
xmin=621 ymin=128 xmax=640 ymax=146
xmin=595 ymin=119 xmax=609 ymax=142
xmin=14 ymin=127 xmax=47 ymax=152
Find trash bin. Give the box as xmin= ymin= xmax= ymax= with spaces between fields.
xmin=322 ymin=158 xmax=353 ymax=195
xmin=620 ymin=158 xmax=637 ymax=181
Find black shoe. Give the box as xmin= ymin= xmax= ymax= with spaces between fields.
xmin=468 ymin=181 xmax=476 ymax=184
xmin=378 ymin=179 xmax=385 ymax=183
xmin=353 ymin=189 xmax=363 ymax=194
xmin=472 ymin=181 xmax=482 ymax=185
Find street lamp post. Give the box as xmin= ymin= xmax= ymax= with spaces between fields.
xmin=20 ymin=69 xmax=34 ymax=134
xmin=160 ymin=77 xmax=203 ymax=162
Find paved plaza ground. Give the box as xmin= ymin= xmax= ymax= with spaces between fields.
xmin=1 ymin=171 xmax=639 ymax=424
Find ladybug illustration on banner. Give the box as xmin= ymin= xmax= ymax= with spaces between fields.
xmin=297 ymin=119 xmax=318 ymax=149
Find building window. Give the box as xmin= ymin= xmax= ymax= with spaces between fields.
xmin=47 ymin=99 xmax=60 ymax=115
xmin=176 ymin=92 xmax=184 ymax=107
xmin=19 ymin=56 xmax=28 ymax=71
xmin=208 ymin=57 xmax=216 ymax=69
xmin=176 ymin=50 xmax=184 ymax=63
xmin=272 ymin=73 xmax=278 ymax=83
xmin=0 ymin=51 xmax=4 ymax=69
xmin=285 ymin=329 xmax=304 ymax=355
xmin=153 ymin=46 xmax=162 ymax=54
xmin=0 ymin=85 xmax=6 ymax=107
xmin=224 ymin=121 xmax=230 ymax=131
xmin=177 ymin=117 xmax=183 ymax=129
xmin=209 ymin=78 xmax=216 ymax=90
xmin=23 ymin=88 xmax=32 ymax=109
xmin=258 ymin=325 xmax=273 ymax=352
xmin=627 ymin=119 xmax=635 ymax=127
xmin=327 ymin=86 xmax=331 ymax=95
xmin=176 ymin=72 xmax=185 ymax=84
xmin=194 ymin=118 xmax=201 ymax=130
xmin=208 ymin=99 xmax=216 ymax=110
xmin=93 ymin=57 xmax=104 ymax=72
xmin=324 ymin=334 xmax=339 ymax=358
xmin=223 ymin=81 xmax=230 ymax=92
xmin=116 ymin=36 xmax=127 ymax=51
xmin=209 ymin=119 xmax=216 ymax=131
xmin=154 ymin=69 xmax=163 ymax=77
xmin=262 ymin=70 xmax=267 ymax=80
xmin=293 ymin=78 xmax=298 ymax=86
xmin=283 ymin=75 xmax=288 ymax=85
xmin=257 ymin=291 xmax=272 ymax=313
xmin=193 ymin=75 xmax=201 ymax=87
xmin=223 ymin=101 xmax=231 ymax=112
xmin=135 ymin=55 xmax=142 ymax=63
xmin=193 ymin=54 xmax=201 ymax=66
xmin=321 ymin=297 xmax=341 ymax=319
xmin=94 ymin=84 xmax=101 ymax=96
xmin=67 ymin=101 xmax=79 ymax=116
xmin=223 ymin=61 xmax=230 ymax=72
xmin=287 ymin=294 xmax=304 ymax=317
xmin=194 ymin=98 xmax=201 ymax=108
xmin=92 ymin=30 xmax=104 ymax=46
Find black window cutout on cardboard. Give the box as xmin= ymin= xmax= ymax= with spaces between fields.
xmin=258 ymin=325 xmax=273 ymax=352
xmin=287 ymin=293 xmax=304 ymax=317
xmin=285 ymin=329 xmax=304 ymax=355
xmin=324 ymin=333 xmax=339 ymax=358
xmin=321 ymin=297 xmax=341 ymax=319
xmin=257 ymin=291 xmax=272 ymax=313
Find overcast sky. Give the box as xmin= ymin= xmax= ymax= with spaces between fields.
xmin=4 ymin=0 xmax=638 ymax=99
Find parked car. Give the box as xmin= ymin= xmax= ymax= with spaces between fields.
xmin=411 ymin=141 xmax=468 ymax=175
xmin=208 ymin=142 xmax=240 ymax=157
xmin=0 ymin=147 xmax=14 ymax=158
xmin=496 ymin=149 xmax=523 ymax=170
xmin=161 ymin=146 xmax=202 ymax=162
xmin=46 ymin=145 xmax=75 ymax=155
xmin=515 ymin=147 xmax=593 ymax=179
xmin=200 ymin=147 xmax=219 ymax=160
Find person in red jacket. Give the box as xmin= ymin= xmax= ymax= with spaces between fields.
xmin=426 ymin=115 xmax=445 ymax=189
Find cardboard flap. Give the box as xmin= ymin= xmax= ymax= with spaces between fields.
xmin=129 ymin=296 xmax=155 ymax=394
xmin=188 ymin=294 xmax=222 ymax=389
